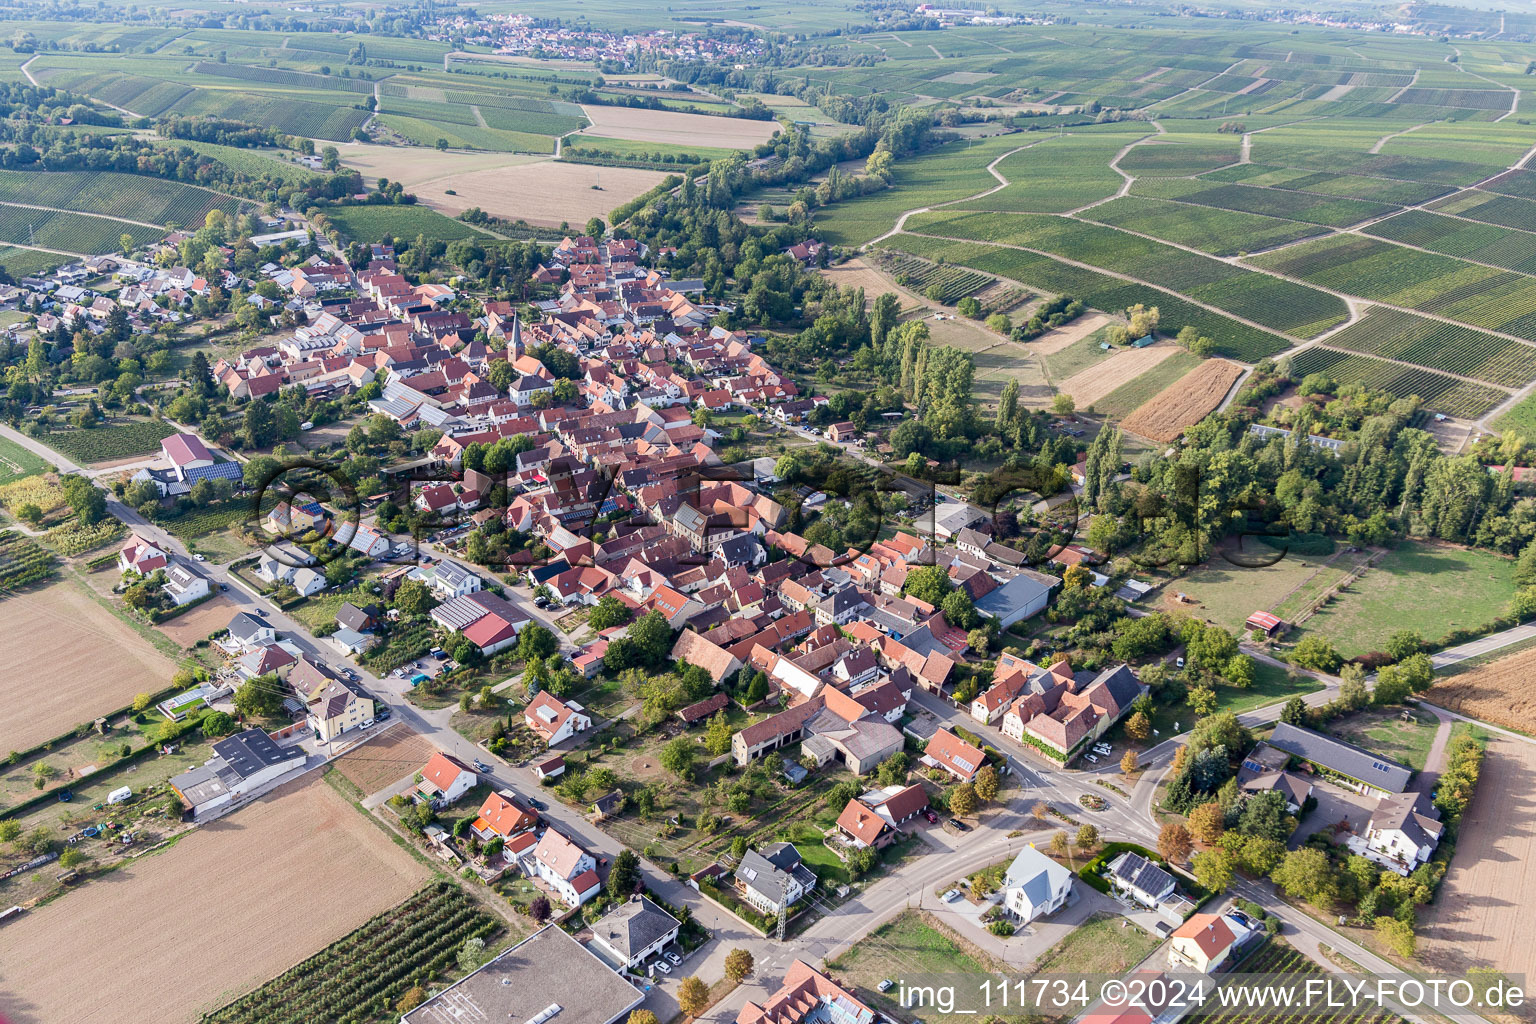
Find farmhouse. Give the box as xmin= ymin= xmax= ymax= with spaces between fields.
xmin=1261 ymin=722 xmax=1412 ymax=796
xmin=161 ymin=433 xmax=214 ymax=481
xmin=401 ymin=925 xmax=642 ymax=1024
xmin=589 ymin=895 xmax=681 ymax=970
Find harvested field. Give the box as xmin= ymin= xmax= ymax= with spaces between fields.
xmin=576 ymin=105 xmax=778 ymax=149
xmin=1028 ymin=312 xmax=1115 ymax=355
xmin=331 ymin=722 xmax=439 ymax=795
xmin=416 ymin=160 xmax=670 ymax=227
xmin=1121 ymin=358 xmax=1245 ymax=441
xmin=1429 ymin=646 xmax=1536 ymax=734
xmin=1055 ymin=342 xmax=1182 ymax=410
xmin=1418 ymin=738 xmax=1536 ymax=982
xmin=0 ymin=777 xmax=431 ymax=1024
xmin=155 ymin=594 xmax=240 ymax=648
xmin=819 ymin=256 xmax=930 ymax=311
xmin=338 ymin=144 xmax=541 ymax=188
xmin=0 ymin=580 xmax=177 ymax=752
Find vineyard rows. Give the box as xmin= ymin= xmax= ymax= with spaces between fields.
xmin=1367 ymin=210 xmax=1536 ymax=275
xmin=877 ymin=251 xmax=994 ymax=302
xmin=0 ymin=171 xmax=242 ymax=228
xmin=1288 ymin=346 xmax=1508 ymax=418
xmin=44 ymin=421 xmax=177 ymax=464
xmin=889 ymin=232 xmax=1291 ymax=360
xmin=1324 ymin=307 xmax=1536 ymax=387
xmin=0 ymin=207 xmax=158 ymax=255
xmin=1132 ymin=178 xmax=1395 ymax=227
xmin=171 ymin=90 xmax=371 ymax=141
xmin=1428 ymin=190 xmax=1536 ymax=232
xmin=193 ymin=61 xmax=374 ymax=94
xmin=208 ymin=882 xmax=500 ymax=1024
xmin=1393 ymin=88 xmax=1512 ymax=110
xmin=1208 ymin=942 xmax=1402 ymax=1024
xmin=908 ymin=210 xmax=1348 ymax=337
xmin=0 ymin=530 xmax=58 ymax=597
xmin=44 ymin=519 xmax=125 ymax=557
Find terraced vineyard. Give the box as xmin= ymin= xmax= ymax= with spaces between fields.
xmin=1322 ymin=307 xmax=1536 ymax=387
xmin=874 ymin=251 xmax=994 ymax=302
xmin=1287 ymin=346 xmax=1508 ymax=418
xmin=0 ymin=171 xmax=244 ymax=227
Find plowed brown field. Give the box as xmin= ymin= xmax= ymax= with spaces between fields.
xmin=1121 ymin=358 xmax=1244 ymax=441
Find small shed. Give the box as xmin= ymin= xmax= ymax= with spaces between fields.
xmin=1245 ymin=611 xmax=1284 ymax=637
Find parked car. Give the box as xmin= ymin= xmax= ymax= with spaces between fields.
xmin=1086 ymin=754 xmax=1099 ymax=764
xmin=946 ymin=818 xmax=971 ymax=833
xmin=376 ymin=708 xmax=391 ymax=721
xmin=878 ymin=979 xmax=895 ymax=993
xmin=923 ymin=809 xmax=939 ymax=824
xmin=665 ymin=952 xmax=681 ymax=965
xmin=193 ymin=553 xmax=205 ymax=562
xmin=1176 ymin=656 xmax=1185 ymax=668
xmin=473 ymin=760 xmax=492 ymax=774
xmin=653 ymin=960 xmax=671 ymax=975
xmin=942 ymin=888 xmax=962 ymax=902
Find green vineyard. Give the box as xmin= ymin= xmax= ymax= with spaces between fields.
xmin=207 ymin=881 xmax=501 ymax=1024
xmin=0 ymin=171 xmax=244 ymax=228
xmin=0 ymin=206 xmax=159 ymax=254
xmin=44 ymin=421 xmax=178 ymax=464
xmin=0 ymin=530 xmax=58 ymax=596
xmin=1322 ymin=307 xmax=1536 ymax=387
xmin=875 ymin=251 xmax=994 ymax=302
xmin=1366 ymin=210 xmax=1536 ymax=275
xmin=1287 ymin=346 xmax=1508 ymax=418
xmin=1207 ymin=941 xmax=1403 ymax=1024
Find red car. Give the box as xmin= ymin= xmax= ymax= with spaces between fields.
xmin=923 ymin=810 xmax=939 ymax=824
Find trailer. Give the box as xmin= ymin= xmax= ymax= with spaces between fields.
xmin=107 ymin=786 xmax=133 ymax=805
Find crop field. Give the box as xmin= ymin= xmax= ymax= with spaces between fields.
xmin=1120 ymin=358 xmax=1244 ymax=441
xmin=1418 ymin=736 xmax=1536 ymax=983
xmin=415 ymin=159 xmax=670 ymax=227
xmin=1428 ymin=190 xmax=1536 ymax=232
xmin=43 ymin=419 xmax=178 ymax=463
xmin=1115 ymin=132 xmax=1242 ymax=176
xmin=1206 ymin=164 xmax=1454 ymax=206
xmin=1089 ymin=349 xmax=1204 ymax=420
xmin=323 ymin=204 xmax=496 ymax=244
xmin=330 ymin=723 xmax=439 ymax=795
xmin=1492 ymin=389 xmax=1536 ymax=441
xmin=0 ymin=205 xmax=159 ymax=254
xmin=1056 ymin=341 xmax=1186 ymax=410
xmin=1366 ymin=209 xmax=1536 ymax=275
xmin=1286 ymin=347 xmax=1508 ymax=418
xmin=43 ymin=517 xmax=124 ymax=557
xmin=0 ymin=777 xmax=433 ymax=1024
xmin=906 ymin=210 xmax=1348 ymax=337
xmin=0 ymin=171 xmax=244 ymax=227
xmin=0 ymin=433 xmax=46 ymax=483
xmin=155 ymin=594 xmax=240 ymax=648
xmin=1318 ymin=307 xmax=1536 ymax=388
xmin=0 ymin=245 xmax=66 ymax=279
xmin=888 ymin=232 xmax=1291 ymax=360
xmin=0 ymin=579 xmax=176 ymax=751
xmin=576 ymin=104 xmax=778 ymax=149
xmin=209 ymin=880 xmax=501 ymax=1024
xmin=1301 ymin=542 xmax=1517 ymax=657
xmin=1081 ymin=196 xmax=1328 ymax=256
xmin=874 ymin=251 xmax=993 ymax=302
xmin=379 ymin=113 xmax=556 ymax=155
xmin=1430 ymin=645 xmax=1536 ymax=736
xmin=1131 ymin=177 xmax=1396 ymax=226
xmin=0 ymin=528 xmax=56 ymax=595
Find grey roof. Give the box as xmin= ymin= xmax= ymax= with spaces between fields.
xmin=975 ymin=573 xmax=1053 ymax=617
xmin=735 ymin=842 xmax=816 ymax=906
xmin=434 ymin=559 xmax=477 ymax=589
xmin=212 ymin=729 xmax=304 ymax=780
xmin=1091 ymin=664 xmax=1143 ymax=712
xmin=1005 ymin=846 xmax=1071 ymax=909
xmin=1267 ymin=722 xmax=1412 ymax=793
xmin=335 ymin=601 xmax=377 ymax=632
xmin=403 ymin=925 xmax=641 ymax=1024
xmin=1110 ymin=852 xmax=1175 ymax=899
xmin=170 ymin=761 xmax=239 ymax=807
xmin=226 ymin=612 xmax=270 ymax=642
xmin=1372 ymin=791 xmax=1443 ymax=848
xmin=592 ymin=896 xmax=680 ymax=959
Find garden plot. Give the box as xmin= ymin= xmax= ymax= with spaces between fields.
xmin=0 ymin=777 xmax=431 ymax=1024
xmin=331 ymin=723 xmax=439 ymax=796
xmin=0 ymin=579 xmax=177 ymax=752
xmin=1026 ymin=312 xmax=1115 ymax=355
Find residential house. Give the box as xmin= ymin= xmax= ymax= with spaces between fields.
xmin=168 ymin=728 xmax=307 ymax=819
xmin=118 ymin=535 xmax=168 ymax=575
xmin=672 ymin=628 xmax=744 ymax=684
xmin=1106 ymin=851 xmax=1176 ymax=908
xmin=836 ymin=799 xmax=895 ymax=850
xmin=302 ymin=664 xmax=375 ymax=743
xmin=225 ymin=612 xmax=276 ymax=649
xmin=530 ymin=829 xmax=601 ymax=906
xmin=733 ymin=842 xmax=817 ymax=915
xmin=524 ymin=690 xmax=593 ymax=747
xmin=1002 ymin=845 xmax=1074 ymax=923
xmin=471 ymin=790 xmax=538 ymax=842
xmin=860 ymin=783 xmax=930 ymax=829
xmin=923 ymin=728 xmax=986 ymax=783
xmin=1361 ymin=791 xmax=1444 ymax=874
xmin=1169 ymin=912 xmax=1257 ymax=973
xmin=162 ymin=563 xmax=210 ymax=606
xmin=737 ymin=960 xmax=876 ymax=1024
xmin=1263 ymin=722 xmax=1413 ymax=796
xmin=418 ymin=751 xmax=477 ymax=806
xmin=590 ymin=895 xmax=681 ymax=971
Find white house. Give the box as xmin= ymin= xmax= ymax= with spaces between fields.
xmin=161 ymin=433 xmax=214 ymax=481
xmin=529 ymin=829 xmax=600 ymax=906
xmin=733 ymin=843 xmax=817 ymax=915
xmin=118 ymin=535 xmax=168 ymax=575
xmin=429 ymin=559 xmax=482 ymax=600
xmin=1169 ymin=912 xmax=1257 ymax=973
xmin=524 ymin=691 xmax=592 ymax=747
xmin=418 ymin=752 xmax=477 ymax=806
xmin=225 ymin=612 xmax=276 ymax=649
xmin=162 ymin=563 xmax=210 ymax=607
xmin=1360 ymin=791 xmax=1444 ymax=874
xmin=333 ymin=521 xmax=391 ymax=557
xmin=1106 ymin=851 xmax=1176 ymax=908
xmin=291 ymin=567 xmax=327 ymax=597
xmin=1002 ymin=845 xmax=1073 ymax=923
xmin=168 ymin=728 xmax=306 ymax=819
xmin=590 ymin=896 xmax=681 ymax=970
